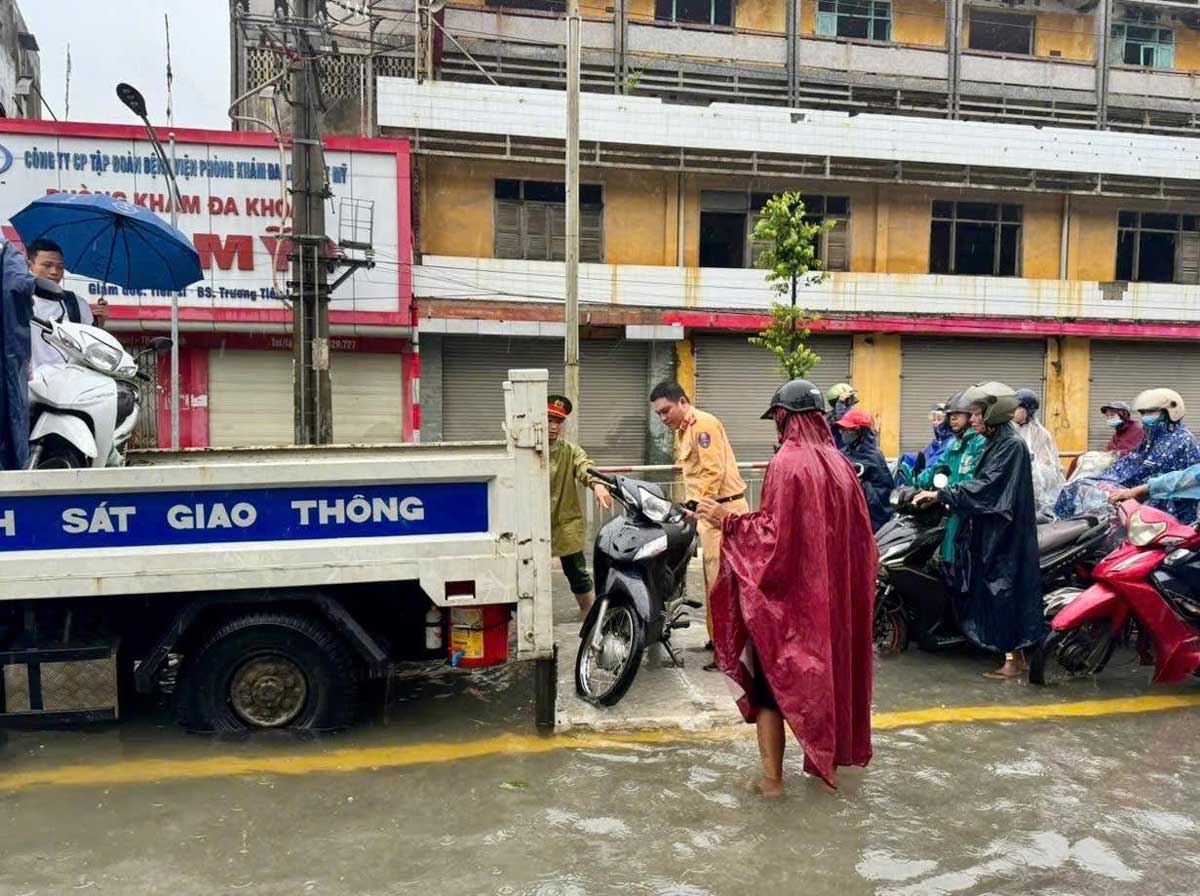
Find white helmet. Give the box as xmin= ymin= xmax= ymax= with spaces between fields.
xmin=1134 ymin=388 xmax=1185 ymax=423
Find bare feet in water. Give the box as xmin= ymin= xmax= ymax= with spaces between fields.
xmin=983 ymin=653 xmax=1027 ymax=679
xmin=748 ymin=777 xmax=784 ymax=799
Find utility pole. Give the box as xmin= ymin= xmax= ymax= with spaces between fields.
xmin=291 ymin=0 xmax=333 ymax=444
xmin=564 ymin=0 xmax=582 ymax=441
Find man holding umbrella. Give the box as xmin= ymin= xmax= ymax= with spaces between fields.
xmin=25 ymin=238 xmax=109 ymax=372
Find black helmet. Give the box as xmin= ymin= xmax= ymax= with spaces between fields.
xmin=946 ymin=391 xmax=973 ymax=414
xmin=761 ymin=378 xmax=826 ymax=419
xmin=1015 ymin=388 xmax=1040 ymax=412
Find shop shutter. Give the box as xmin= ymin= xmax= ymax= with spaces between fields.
xmin=209 ymin=349 xmax=405 ymax=447
xmin=208 ymin=350 xmax=294 ymax=447
xmin=441 ymin=336 xmax=649 ymax=464
xmin=331 ymin=353 xmax=404 ymax=443
xmin=899 ymin=336 xmax=1046 ymax=455
xmin=693 ymin=334 xmax=852 ymax=462
xmin=1088 ymin=340 xmax=1200 ymax=450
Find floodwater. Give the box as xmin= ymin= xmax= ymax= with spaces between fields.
xmin=1 ymin=578 xmax=1199 ymax=895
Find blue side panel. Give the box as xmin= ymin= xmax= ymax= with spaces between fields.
xmin=0 ymin=482 xmax=489 ymax=552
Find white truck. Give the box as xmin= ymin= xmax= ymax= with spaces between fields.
xmin=0 ymin=370 xmax=556 ymax=732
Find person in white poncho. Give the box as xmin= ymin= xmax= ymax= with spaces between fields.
xmin=1014 ymin=388 xmax=1065 ymax=519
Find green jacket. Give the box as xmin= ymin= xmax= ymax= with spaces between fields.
xmin=549 ymin=439 xmax=599 ymax=557
xmin=918 ymin=430 xmax=985 ymax=563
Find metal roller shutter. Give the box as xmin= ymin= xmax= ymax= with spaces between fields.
xmin=693 ymin=334 xmax=853 ymax=462
xmin=208 ymin=350 xmax=294 ymax=447
xmin=900 ymin=337 xmax=1046 ymax=454
xmin=441 ymin=336 xmax=649 ymax=464
xmin=209 ymin=349 xmax=405 ymax=447
xmin=331 ymin=353 xmax=405 ymax=443
xmin=1088 ymin=340 xmax=1200 ymax=450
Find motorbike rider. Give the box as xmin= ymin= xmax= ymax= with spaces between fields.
xmin=914 ymin=382 xmax=1046 ymax=680
xmin=695 ymin=378 xmax=874 ymax=795
xmin=1100 ymin=401 xmax=1144 ymax=456
xmin=915 ymin=391 xmax=985 ymax=567
xmin=834 ymin=408 xmax=895 ymax=532
xmin=546 ymin=394 xmax=612 ymax=618
xmin=1056 ymin=388 xmax=1200 ymax=523
xmin=825 ymin=382 xmax=858 ymax=449
xmin=25 ymin=238 xmax=109 ymax=373
xmin=1014 ymin=388 xmax=1066 ymax=519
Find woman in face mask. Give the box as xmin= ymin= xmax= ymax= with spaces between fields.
xmin=1099 ymin=401 xmax=1144 ymax=456
xmin=1055 ymin=388 xmax=1200 ymax=522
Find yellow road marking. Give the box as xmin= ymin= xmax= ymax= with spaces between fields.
xmin=1 ymin=693 xmax=1198 ymax=794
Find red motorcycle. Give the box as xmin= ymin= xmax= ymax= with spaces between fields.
xmin=1031 ymin=500 xmax=1200 ymax=685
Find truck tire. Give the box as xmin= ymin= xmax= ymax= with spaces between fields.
xmin=175 ymin=611 xmax=360 ymax=733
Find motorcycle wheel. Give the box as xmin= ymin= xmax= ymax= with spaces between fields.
xmin=873 ymin=586 xmax=909 ymax=655
xmin=28 ymin=434 xmax=86 ymax=470
xmin=1028 ymin=622 xmax=1118 ymax=686
xmin=575 ymin=601 xmax=646 ymax=706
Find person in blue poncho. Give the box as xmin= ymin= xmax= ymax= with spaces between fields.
xmin=1055 ymin=388 xmax=1200 ymax=523
xmin=1 ymin=240 xmax=34 ymax=471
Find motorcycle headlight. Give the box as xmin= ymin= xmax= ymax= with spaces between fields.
xmin=1127 ymin=510 xmax=1167 ymax=547
xmin=84 ymin=342 xmax=123 ymax=373
xmin=639 ymin=488 xmax=673 ymax=524
xmin=633 ymin=534 xmax=669 ymax=560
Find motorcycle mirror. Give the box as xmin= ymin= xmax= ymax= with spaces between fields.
xmin=933 ymin=472 xmax=949 ymax=489
xmin=888 ymin=488 xmax=902 ymax=507
xmin=148 ymin=336 xmax=173 ymax=354
xmin=33 ymin=277 xmax=65 ymax=299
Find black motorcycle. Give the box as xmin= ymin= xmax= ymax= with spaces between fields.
xmin=874 ymin=481 xmax=1114 ymax=653
xmin=575 ymin=473 xmax=699 ymax=706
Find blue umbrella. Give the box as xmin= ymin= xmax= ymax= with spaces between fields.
xmin=11 ymin=193 xmax=202 ymax=291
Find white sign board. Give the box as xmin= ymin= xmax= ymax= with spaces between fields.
xmin=0 ymin=127 xmax=405 ymax=317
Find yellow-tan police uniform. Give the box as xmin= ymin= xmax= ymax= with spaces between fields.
xmin=676 ymin=407 xmax=749 ymax=639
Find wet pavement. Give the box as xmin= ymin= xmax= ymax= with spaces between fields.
xmin=2 ymin=569 xmax=1199 ymax=895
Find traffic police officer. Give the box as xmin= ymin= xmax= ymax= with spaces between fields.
xmin=547 ymin=394 xmax=612 ymax=618
xmin=649 ymin=381 xmax=749 ymax=669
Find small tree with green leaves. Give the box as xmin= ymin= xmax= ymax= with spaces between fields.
xmin=747 ymin=191 xmax=832 ymax=380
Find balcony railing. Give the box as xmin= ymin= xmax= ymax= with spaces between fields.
xmin=414 ymin=255 xmax=1200 ymax=327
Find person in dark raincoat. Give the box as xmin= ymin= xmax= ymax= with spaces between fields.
xmin=696 ymin=378 xmax=875 ymax=795
xmin=1055 ymin=388 xmax=1200 ymax=523
xmin=914 ymin=382 xmax=1046 ymax=680
xmin=1 ymin=241 xmax=33 ymax=471
xmin=834 ymin=408 xmax=895 ymax=532
xmin=825 ymin=382 xmax=859 ymax=450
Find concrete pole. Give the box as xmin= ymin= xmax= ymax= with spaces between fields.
xmin=169 ymin=133 xmax=180 ymax=450
xmin=291 ymin=0 xmax=333 ymax=444
xmin=564 ymin=0 xmax=582 ymax=442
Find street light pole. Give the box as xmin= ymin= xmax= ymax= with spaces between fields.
xmin=116 ymin=82 xmax=183 ymax=450
xmin=564 ymin=0 xmax=582 ymax=442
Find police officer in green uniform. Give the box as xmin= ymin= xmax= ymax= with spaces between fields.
xmin=547 ymin=395 xmax=612 ymax=617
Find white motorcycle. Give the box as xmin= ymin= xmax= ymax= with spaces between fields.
xmin=27 ymin=280 xmax=171 ymax=470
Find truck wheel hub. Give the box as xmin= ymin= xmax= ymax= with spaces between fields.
xmin=230 ymin=657 xmax=308 ymax=727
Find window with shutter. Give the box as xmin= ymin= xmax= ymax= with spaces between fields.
xmin=824 ymin=219 xmax=850 ymax=272
xmin=580 ymin=206 xmax=604 ymax=263
xmin=494 ymin=199 xmax=524 ymax=259
xmin=1177 ymin=232 xmax=1200 ymax=284
xmin=492 ymin=180 xmax=605 ymax=262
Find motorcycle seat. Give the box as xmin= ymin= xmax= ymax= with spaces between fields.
xmin=1037 ymin=518 xmax=1094 ymax=554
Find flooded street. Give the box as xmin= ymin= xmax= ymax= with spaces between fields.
xmin=2 ymin=575 xmax=1199 ymax=895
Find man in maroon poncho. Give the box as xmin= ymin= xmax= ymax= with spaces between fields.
xmin=696 ymin=378 xmax=876 ymax=796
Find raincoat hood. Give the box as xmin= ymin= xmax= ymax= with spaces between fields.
xmin=1 ymin=243 xmax=33 ymax=470
xmin=710 ymin=410 xmax=875 ymax=786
